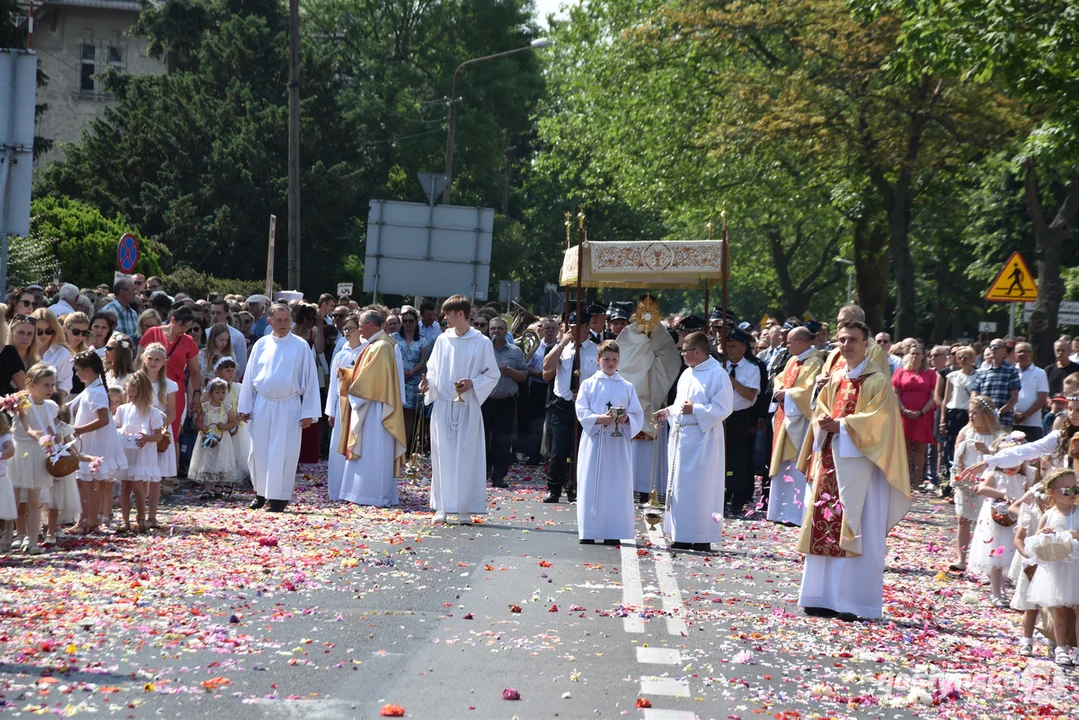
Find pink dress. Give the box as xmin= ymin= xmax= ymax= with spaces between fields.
xmin=892 ymin=368 xmax=937 ymax=443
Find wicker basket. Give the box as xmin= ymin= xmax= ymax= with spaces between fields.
xmin=990 ymin=500 xmax=1017 ymax=528
xmin=45 ymin=440 xmax=81 ymax=479
xmin=157 ymin=431 xmax=172 ymax=453
xmin=1028 ymin=532 xmax=1075 ymax=563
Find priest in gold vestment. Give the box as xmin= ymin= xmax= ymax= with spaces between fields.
xmin=797 ymin=321 xmax=910 ymax=620
xmin=337 ymin=310 xmax=407 ymax=507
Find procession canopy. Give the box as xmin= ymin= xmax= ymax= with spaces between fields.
xmin=559 ymin=240 xmax=725 ymax=289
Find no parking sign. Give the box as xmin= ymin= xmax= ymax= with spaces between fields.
xmin=117 ymin=233 xmax=139 ymax=273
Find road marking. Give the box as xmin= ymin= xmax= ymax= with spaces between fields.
xmin=641 ymin=710 xmax=698 ymax=720
xmin=636 ymin=647 xmax=681 ymax=665
xmin=639 ymin=675 xmax=690 ymax=697
xmin=620 ymin=538 xmax=645 ymax=633
xmin=647 ymin=528 xmax=689 ymax=636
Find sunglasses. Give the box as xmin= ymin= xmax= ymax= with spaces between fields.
xmin=401 ymin=318 xmax=416 ymax=324
xmin=473 ymin=321 xmax=488 ymax=327
xmin=17 ymin=299 xmax=32 ymax=307
xmin=67 ymin=327 xmax=89 ymax=337
xmin=332 ymin=313 xmax=348 ymax=319
xmin=1059 ymin=487 xmax=1078 ymax=497
xmin=36 ymin=328 xmax=55 ymax=337
xmin=13 ymin=314 xmax=37 ymax=325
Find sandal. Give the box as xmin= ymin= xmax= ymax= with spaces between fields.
xmin=199 ymin=491 xmax=214 ymax=501
xmin=213 ymin=488 xmax=224 ymax=499
xmin=146 ymin=519 xmax=162 ymax=529
xmin=115 ymin=524 xmax=131 ymax=535
xmin=1054 ymin=646 xmax=1073 ymax=666
xmin=947 ymin=563 xmax=966 ymax=572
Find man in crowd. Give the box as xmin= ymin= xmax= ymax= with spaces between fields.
xmin=818 ymin=305 xmax=891 ymax=384
xmin=418 ymin=300 xmax=442 ymax=344
xmin=337 ymin=309 xmax=406 ymax=507
xmin=542 ymin=310 xmax=599 ymax=503
xmin=766 ymin=326 xmax=822 ymax=526
xmin=1047 ymin=338 xmax=1079 ymax=395
xmin=485 ymin=317 xmax=527 ymax=487
xmin=102 ymin=276 xmax=140 ymax=338
xmin=208 ymin=298 xmax=248 ymax=376
xmin=49 ymin=283 xmax=80 ymax=319
xmin=521 ymin=317 xmax=559 ymax=465
xmin=971 ymin=337 xmax=1020 ymax=429
xmin=723 ymin=327 xmax=761 ymax=516
xmin=653 ymin=331 xmax=733 ymax=551
xmin=606 ymin=302 xmax=632 ymax=338
xmin=238 ymin=303 xmax=322 ymax=512
xmin=1013 ymin=341 xmax=1049 ymax=441
xmin=798 ymin=321 xmax=911 ymax=621
xmin=874 ymin=332 xmax=902 ymax=375
xmin=146 ymin=276 xmax=164 ymax=293
xmin=587 ymin=303 xmax=609 ymax=344
xmin=420 ymin=295 xmax=500 ymax=525
xmin=247 ymin=295 xmax=271 ymax=338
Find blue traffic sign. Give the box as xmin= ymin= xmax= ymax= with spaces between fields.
xmin=117 ymin=233 xmax=139 ymax=273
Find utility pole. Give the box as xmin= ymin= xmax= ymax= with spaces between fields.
xmin=287 ymin=0 xmax=301 ymax=290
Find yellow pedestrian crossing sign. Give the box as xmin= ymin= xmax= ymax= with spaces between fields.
xmin=985 ymin=252 xmax=1038 ymax=303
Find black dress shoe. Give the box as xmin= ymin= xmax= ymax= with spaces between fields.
xmin=542 ymin=493 xmax=560 ymax=503
xmin=565 ymin=493 xmax=576 ymax=503
xmin=692 ymin=542 xmax=711 ymax=552
xmin=670 ymin=541 xmax=694 ymax=550
xmin=266 ymin=500 xmax=288 ymax=513
xmin=491 ymin=478 xmax=508 ymax=488
xmin=835 ymin=612 xmax=860 ymax=622
xmin=803 ymin=606 xmax=838 ymax=618
xmin=638 ymin=492 xmax=650 ymax=504
xmin=578 ymin=538 xmax=595 ymax=544
xmin=603 ymin=539 xmax=619 ymax=546
xmin=249 ymin=495 xmax=266 ymax=510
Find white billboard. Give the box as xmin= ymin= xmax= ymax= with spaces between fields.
xmin=363 ymin=200 xmax=493 ymax=301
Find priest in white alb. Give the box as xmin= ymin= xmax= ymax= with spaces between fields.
xmin=326 ymin=313 xmax=365 ymax=501
xmin=797 ymin=320 xmax=910 ymax=621
xmin=653 ymin=331 xmax=733 ymax=551
xmin=238 ymin=303 xmax=322 ymax=512
xmin=419 ymin=295 xmax=500 ymax=525
xmin=337 ymin=310 xmax=407 ymax=506
xmin=766 ymin=326 xmax=823 ymax=526
xmin=575 ymin=340 xmax=643 ymax=544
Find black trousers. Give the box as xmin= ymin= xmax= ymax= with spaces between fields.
xmin=724 ymin=408 xmax=756 ymax=510
xmin=521 ymin=382 xmax=550 ymax=462
xmin=481 ymin=396 xmax=517 ymax=480
xmin=942 ymin=408 xmax=969 ymax=479
xmin=546 ymin=397 xmax=577 ymax=496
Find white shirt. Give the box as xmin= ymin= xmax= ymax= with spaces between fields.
xmin=724 ymin=357 xmax=760 ymax=412
xmin=553 ymin=339 xmax=599 ymax=401
xmin=1015 ymin=363 xmax=1049 ymax=427
xmin=48 ymin=299 xmax=77 ymax=318
xmin=419 ymin=320 xmax=442 ymax=345
xmin=887 ymin=354 xmax=902 ymax=376
xmin=41 ymin=345 xmax=74 ymax=394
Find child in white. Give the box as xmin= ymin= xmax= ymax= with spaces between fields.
xmin=45 ymin=398 xmax=82 ymax=543
xmin=1009 ymin=485 xmax=1048 ymax=657
xmin=72 ymin=351 xmax=127 ymax=532
xmin=189 ymin=379 xmax=238 ymax=498
xmin=11 ymin=364 xmax=60 ymax=554
xmin=950 ymin=396 xmax=1004 ymax=571
xmin=138 ymin=344 xmax=179 ymax=526
xmin=214 ymin=357 xmax=250 ymax=486
xmin=1025 ymin=469 xmax=1079 ymax=666
xmin=574 ymin=341 xmax=644 ymax=543
xmin=0 ymin=414 xmax=17 ymax=552
xmin=114 ymin=373 xmax=165 ymax=532
xmin=969 ymin=435 xmax=1033 ymax=605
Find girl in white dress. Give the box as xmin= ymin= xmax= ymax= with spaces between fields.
xmin=72 ymin=351 xmax=127 ymax=533
xmin=213 ymin=357 xmax=250 ymax=486
xmin=189 ymin=379 xmax=237 ymax=498
xmin=574 ymin=341 xmax=644 ymax=544
xmin=1026 ymin=469 xmax=1079 ymax=666
xmin=0 ymin=414 xmax=17 ymax=552
xmin=1009 ymin=484 xmax=1049 ymax=657
xmin=138 ymin=344 xmax=178 ymax=526
xmin=114 ymin=373 xmax=165 ymax=533
xmin=103 ymin=335 xmax=135 ymax=392
xmin=969 ymin=435 xmax=1034 ymax=606
xmin=10 ymin=364 xmax=60 ymax=554
xmin=950 ymin=396 xmax=1004 ymax=571
xmin=44 ymin=397 xmax=82 ymax=544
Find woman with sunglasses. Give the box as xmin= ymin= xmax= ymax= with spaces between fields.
xmin=0 ymin=304 xmax=26 ymax=394
xmin=62 ymin=312 xmax=92 ymax=395
xmin=30 ymin=309 xmax=74 ymax=397
xmin=4 ymin=287 xmax=35 ymax=322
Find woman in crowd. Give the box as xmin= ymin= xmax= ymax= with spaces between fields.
xmin=137 ymin=309 xmax=161 ymax=341
xmin=0 ymin=304 xmax=26 ymax=394
xmin=9 ymin=314 xmax=39 ymax=380
xmin=393 ymin=307 xmax=430 ymax=454
xmin=893 ymin=343 xmax=938 ymax=486
xmin=89 ymin=312 xmax=116 ymax=355
xmin=939 ymin=345 xmax=977 ymax=484
xmin=63 ymin=312 xmax=92 ymax=395
xmin=138 ymin=306 xmax=203 ymax=445
xmin=5 ymin=287 xmax=35 ymax=322
xmin=31 ymin=309 xmax=74 ymax=397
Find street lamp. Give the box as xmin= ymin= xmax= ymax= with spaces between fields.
xmin=443 ymin=38 xmax=552 ymax=204
xmin=834 ymin=258 xmax=854 ymax=304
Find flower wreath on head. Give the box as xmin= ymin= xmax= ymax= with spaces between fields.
xmin=213 ymin=356 xmax=236 ymax=373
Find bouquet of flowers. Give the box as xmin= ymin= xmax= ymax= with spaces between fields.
xmin=0 ymin=391 xmax=31 ymax=414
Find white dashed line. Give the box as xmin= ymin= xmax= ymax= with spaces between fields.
xmin=639 ymin=675 xmax=690 ymax=697
xmin=647 ymin=528 xmax=689 ymax=636
xmin=636 ymin=647 xmax=682 ymax=665
xmin=620 ymin=538 xmax=645 ymax=633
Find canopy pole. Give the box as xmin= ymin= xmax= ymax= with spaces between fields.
xmin=704 ymin=215 xmax=714 ymax=319
xmin=720 ymin=210 xmax=729 ymax=360
xmin=563 ymin=212 xmax=572 ymax=325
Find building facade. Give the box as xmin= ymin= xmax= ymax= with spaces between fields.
xmin=29 ymin=0 xmax=166 ymax=165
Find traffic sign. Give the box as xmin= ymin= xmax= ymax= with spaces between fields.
xmin=984 ymin=251 xmax=1037 ymax=302
xmin=117 ymin=233 xmax=139 ymax=273
xmin=1022 ymin=302 xmax=1079 ymax=327
xmin=978 ymin=321 xmax=997 ymax=333
xmin=336 ymin=282 xmax=353 ymax=297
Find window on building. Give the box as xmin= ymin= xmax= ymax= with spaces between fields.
xmin=79 ymin=44 xmax=96 ymax=92
xmin=107 ymin=45 xmax=123 ymax=72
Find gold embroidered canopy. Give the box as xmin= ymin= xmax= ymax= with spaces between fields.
xmin=558 ymin=240 xmax=726 ymax=289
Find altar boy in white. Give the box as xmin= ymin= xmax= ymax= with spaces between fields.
xmin=420 ymin=295 xmax=500 ymax=525
xmin=238 ymin=304 xmax=322 ymax=512
xmin=653 ymin=331 xmax=733 ymax=551
xmin=575 ymin=341 xmax=644 ymax=544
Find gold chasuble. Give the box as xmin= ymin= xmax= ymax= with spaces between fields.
xmin=796 ymin=363 xmax=910 ymax=557
xmin=820 ymin=340 xmax=891 ymax=380
xmin=338 ymin=334 xmax=407 ymax=475
xmin=769 ymin=352 xmax=823 ymax=469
